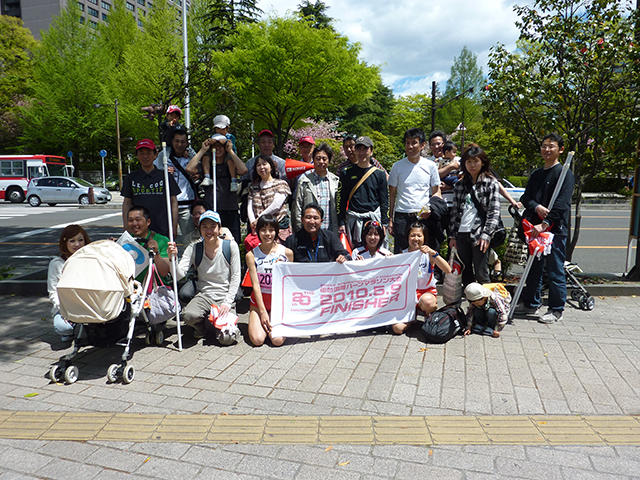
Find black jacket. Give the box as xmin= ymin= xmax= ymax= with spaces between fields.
xmin=285 ymin=228 xmax=349 ymax=263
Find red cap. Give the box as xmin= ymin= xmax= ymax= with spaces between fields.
xmin=136 ymin=138 xmax=156 ymax=151
xmin=299 ymin=136 xmax=315 ymax=145
xmin=258 ymin=129 xmax=274 ymax=138
xmin=166 ymin=105 xmax=182 ymax=115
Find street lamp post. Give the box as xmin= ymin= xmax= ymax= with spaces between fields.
xmin=430 ymin=81 xmax=474 ymax=136
xmin=94 ymin=100 xmax=123 ymax=190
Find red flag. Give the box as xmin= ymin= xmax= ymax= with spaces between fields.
xmin=285 ymin=158 xmax=314 ymax=179
xmin=339 ymin=232 xmax=352 ymax=254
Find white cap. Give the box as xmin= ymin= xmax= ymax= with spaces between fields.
xmin=213 ymin=115 xmax=231 ymax=129
xmin=464 ymin=283 xmax=492 ymax=302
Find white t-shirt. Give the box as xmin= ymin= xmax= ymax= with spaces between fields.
xmin=388 ymin=157 xmax=440 ymax=213
xmin=459 ymin=193 xmax=478 ymax=233
xmin=351 ymin=246 xmax=392 ymax=260
xmin=402 ymin=249 xmax=436 ymax=292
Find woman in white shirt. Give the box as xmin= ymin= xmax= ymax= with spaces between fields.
xmin=47 ymin=225 xmax=90 ymax=342
xmin=351 ymin=220 xmax=392 ymax=260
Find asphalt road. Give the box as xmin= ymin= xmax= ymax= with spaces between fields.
xmin=0 ymin=201 xmax=635 ymax=275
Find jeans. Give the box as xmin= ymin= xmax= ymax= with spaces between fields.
xmin=521 ymin=234 xmax=567 ymax=312
xmin=53 ymin=312 xmax=73 ymax=340
xmin=455 ymin=233 xmax=490 ymax=287
xmin=472 ymin=306 xmax=498 ymax=336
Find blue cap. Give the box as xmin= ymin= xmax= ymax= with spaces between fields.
xmin=199 ymin=210 xmax=221 ymax=225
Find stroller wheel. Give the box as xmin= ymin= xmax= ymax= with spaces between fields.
xmin=107 ymin=364 xmax=119 ymax=383
xmin=154 ymin=329 xmax=164 ymax=346
xmin=570 ymin=289 xmax=581 ymax=301
xmin=49 ymin=365 xmax=62 ymax=383
xmin=122 ymin=365 xmax=135 ymax=384
xmin=63 ymin=365 xmax=79 ymax=384
xmin=580 ymin=296 xmax=595 ymax=311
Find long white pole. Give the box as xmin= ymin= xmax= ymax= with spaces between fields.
xmin=212 ymin=147 xmax=217 ymax=211
xmin=162 ymin=142 xmax=183 ymax=351
xmin=181 ymin=1 xmax=190 ymax=131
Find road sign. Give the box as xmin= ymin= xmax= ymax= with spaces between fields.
xmin=99 ymin=149 xmax=107 ymax=158
xmin=67 ymin=151 xmax=73 ymax=158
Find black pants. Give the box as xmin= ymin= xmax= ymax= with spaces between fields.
xmin=456 ymin=232 xmax=490 ymax=287
xmin=392 ymin=212 xmax=418 ymax=253
xmin=219 ymin=209 xmax=241 ymax=244
xmin=472 ymin=306 xmax=498 ymax=335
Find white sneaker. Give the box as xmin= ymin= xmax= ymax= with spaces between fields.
xmin=538 ymin=310 xmax=563 ymax=324
xmin=201 ymin=177 xmax=213 ymax=187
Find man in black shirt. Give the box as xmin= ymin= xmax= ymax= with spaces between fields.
xmin=121 ymin=139 xmax=180 ymax=239
xmin=337 ymin=136 xmax=389 ymax=248
xmin=286 ymin=203 xmax=349 ymax=263
xmin=516 ymin=133 xmax=575 ymax=324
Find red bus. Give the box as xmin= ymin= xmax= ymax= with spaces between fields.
xmin=0 ymin=155 xmax=73 ymax=203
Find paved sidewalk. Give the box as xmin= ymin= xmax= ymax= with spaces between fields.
xmin=0 ymin=294 xmax=639 ymax=478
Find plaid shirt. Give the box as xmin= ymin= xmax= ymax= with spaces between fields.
xmin=315 ymin=176 xmax=331 ymax=230
xmin=450 ymin=173 xmax=501 ymax=244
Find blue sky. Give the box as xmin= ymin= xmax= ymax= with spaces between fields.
xmin=257 ymin=0 xmax=521 ymax=97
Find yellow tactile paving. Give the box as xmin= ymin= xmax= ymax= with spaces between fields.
xmin=0 ymin=411 xmax=640 ymax=445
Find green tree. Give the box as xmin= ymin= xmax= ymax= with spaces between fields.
xmin=338 ymin=80 xmax=394 ymax=136
xmin=439 ymin=46 xmax=484 ymax=140
xmin=212 ymin=17 xmax=379 ymax=154
xmin=388 ymin=93 xmax=430 ymax=139
xmin=296 ymin=1 xmax=333 ymax=30
xmin=196 ymin=0 xmax=262 ymax=50
xmin=484 ymin=0 xmax=640 ymax=258
xmin=0 ymin=15 xmax=37 ymax=153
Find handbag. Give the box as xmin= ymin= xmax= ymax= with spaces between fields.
xmin=469 ymin=189 xmax=506 ymax=249
xmin=147 ymin=264 xmax=180 ymax=325
xmin=442 ymin=247 xmax=464 ymax=305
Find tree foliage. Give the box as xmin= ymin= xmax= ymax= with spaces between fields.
xmin=296 ymin=1 xmax=333 ymax=30
xmin=196 ymin=0 xmax=261 ymax=49
xmin=484 ymin=0 xmax=640 ymax=257
xmin=212 ymin=17 xmax=379 ymax=154
xmin=0 ymin=15 xmax=37 ymax=153
xmin=337 ymin=80 xmax=394 ymax=136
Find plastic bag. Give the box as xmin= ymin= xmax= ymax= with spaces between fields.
xmin=442 ymin=247 xmax=463 ymax=305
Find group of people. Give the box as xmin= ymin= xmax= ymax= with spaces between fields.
xmin=48 ymin=106 xmax=574 ymax=347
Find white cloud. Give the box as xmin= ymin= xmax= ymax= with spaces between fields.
xmin=256 ymin=0 xmax=520 ymax=96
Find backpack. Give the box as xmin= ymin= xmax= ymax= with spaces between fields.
xmin=421 ymin=304 xmax=465 ymax=344
xmin=483 ymin=283 xmax=512 ymax=304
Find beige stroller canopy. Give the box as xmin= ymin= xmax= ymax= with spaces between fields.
xmin=58 ymin=240 xmax=136 ymax=324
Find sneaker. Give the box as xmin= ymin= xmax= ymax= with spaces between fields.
xmin=538 ymin=310 xmax=563 ymax=324
xmin=200 ymin=177 xmax=213 ymax=187
xmin=514 ymin=303 xmax=539 ymax=315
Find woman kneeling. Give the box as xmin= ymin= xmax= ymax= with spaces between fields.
xmin=247 ymin=215 xmax=293 ymax=347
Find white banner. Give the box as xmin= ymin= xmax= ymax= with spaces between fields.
xmin=116 ymin=231 xmax=149 ymax=278
xmin=270 ymin=251 xmax=420 ymax=338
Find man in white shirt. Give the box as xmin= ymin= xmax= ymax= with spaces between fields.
xmin=388 ymin=128 xmax=441 ymax=253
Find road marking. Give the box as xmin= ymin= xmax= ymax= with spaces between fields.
xmin=0 ymin=412 xmax=638 ymax=445
xmin=574 ymin=246 xmax=635 ymax=249
xmin=580 ymin=227 xmax=628 ymax=230
xmin=3 ymin=213 xmax=121 ymax=241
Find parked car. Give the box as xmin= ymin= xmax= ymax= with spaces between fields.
xmin=500 ymin=178 xmax=525 ymax=204
xmin=26 ymin=176 xmax=111 ymax=207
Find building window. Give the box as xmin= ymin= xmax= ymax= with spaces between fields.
xmin=137 ymin=19 xmax=143 ymax=27
xmin=137 ymin=0 xmax=145 ymax=5
xmin=87 ymin=0 xmax=98 ymax=4
xmin=126 ymin=2 xmax=134 ymax=11
xmin=79 ymin=16 xmax=85 ymax=23
xmin=77 ymin=1 xmax=84 ymax=11
xmin=88 ymin=6 xmax=98 ymax=17
xmin=89 ymin=20 xmax=98 ymax=28
xmin=102 ymin=13 xmax=108 ymax=21
xmin=101 ymin=1 xmax=110 ymax=10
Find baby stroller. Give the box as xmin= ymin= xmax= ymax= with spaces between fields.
xmin=48 ymin=240 xmax=145 ymax=385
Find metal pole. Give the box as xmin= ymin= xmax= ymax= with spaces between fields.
xmin=212 ymin=147 xmax=217 ymax=211
xmin=162 ymin=141 xmax=183 ymax=351
xmin=251 ymin=121 xmax=255 ymax=158
xmin=115 ymin=99 xmax=123 ymax=191
xmin=181 ymin=0 xmax=190 ymax=131
xmin=431 ymin=81 xmax=436 ymax=133
xmin=101 ymin=155 xmax=106 ymax=188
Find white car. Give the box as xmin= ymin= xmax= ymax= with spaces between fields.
xmin=26 ymin=176 xmax=111 ymax=207
xmin=500 ymin=178 xmax=525 ymax=204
